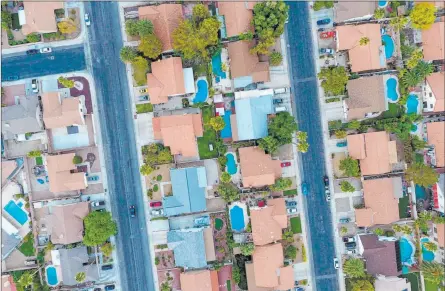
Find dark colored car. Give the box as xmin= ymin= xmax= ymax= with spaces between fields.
xmin=273 ymin=98 xmax=283 ymax=104
xmin=130 ymin=205 xmax=136 ymax=217
xmin=317 ymin=18 xmax=331 ymax=25
xmin=101 ymin=264 xmax=113 ymax=270
xmin=150 ymin=201 xmax=162 ymax=207
xmin=301 ymin=183 xmax=308 ymax=196
xmin=323 ymin=176 xmax=329 ymax=187
xmin=339 ymin=217 xmax=350 ymax=223
xmin=345 ymin=242 xmax=357 ymax=249
xmin=105 ymin=285 xmax=115 ymax=291
xmin=94 ymin=288 xmax=102 ymax=291
xmin=26 ymin=49 xmax=39 ymax=55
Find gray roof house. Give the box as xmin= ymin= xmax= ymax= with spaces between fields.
xmin=58 ymin=247 xmax=99 ymax=286
xmin=163 ymin=167 xmax=207 ymax=217
xmin=1 ymin=229 xmax=21 ymax=260
xmin=1 ymin=96 xmax=43 ymax=140
xmin=167 ymin=228 xmax=208 ymax=269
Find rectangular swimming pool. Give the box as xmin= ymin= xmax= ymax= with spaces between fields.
xmin=4 ymin=200 xmax=28 ymax=225
xmin=220 ymin=111 xmax=233 ymax=139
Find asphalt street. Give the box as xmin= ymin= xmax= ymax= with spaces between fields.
xmin=1 ymin=45 xmax=86 ymax=81
xmin=84 ymin=2 xmax=154 ymax=291
xmin=286 ymin=2 xmax=339 ymax=290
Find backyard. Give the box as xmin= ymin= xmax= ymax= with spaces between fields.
xmin=398 ymin=195 xmax=410 ymax=219
xmin=18 ymin=233 xmax=35 ymax=257
xmin=401 ymin=273 xmax=421 ymax=291
xmin=424 ymin=281 xmax=439 ymax=291
xmin=290 ymin=216 xmax=302 ymax=234
xmin=197 ymin=106 xmax=219 ymax=159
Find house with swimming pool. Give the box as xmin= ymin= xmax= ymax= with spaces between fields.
xmin=426 ymin=121 xmax=445 ymax=169
xmin=1 ymin=217 xmax=22 ymax=260
xmin=180 ymin=269 xmax=219 ymax=291
xmin=239 ymin=147 xmax=282 ymax=188
xmin=421 ymin=21 xmax=444 ymax=62
xmin=422 ymin=72 xmax=444 ymax=113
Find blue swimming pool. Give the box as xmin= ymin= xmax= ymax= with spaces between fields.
xmin=421 ymin=237 xmax=435 ymax=262
xmin=406 ymin=94 xmax=419 ymax=114
xmin=230 ymin=205 xmax=245 ymax=231
xmin=193 ymin=80 xmax=209 ymax=103
xmin=382 ymin=35 xmax=395 ymax=59
xmin=386 ymin=78 xmax=399 ymax=102
xmin=226 ymin=153 xmax=237 ymax=175
xmin=415 ymin=184 xmax=426 ymax=201
xmin=16 ymin=201 xmax=23 ymax=208
xmin=221 ymin=111 xmax=233 ymax=139
xmin=379 ymin=0 xmax=388 ymax=7
xmin=46 ymin=266 xmax=59 ymax=286
xmin=4 ymin=200 xmax=28 ymax=225
xmin=400 ymin=237 xmax=415 ymax=266
xmin=212 ymin=53 xmax=227 ymax=80
xmin=411 ymin=124 xmax=418 ymax=132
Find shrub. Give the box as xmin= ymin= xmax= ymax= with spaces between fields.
xmin=269 ymin=52 xmax=283 ymax=66
xmin=340 ymin=181 xmax=355 ymax=193
xmin=156 ymin=175 xmax=162 ymax=181
xmin=72 ymin=156 xmax=83 ymax=164
xmin=27 ymin=150 xmax=41 ymax=158
xmin=153 ymin=184 xmax=159 ymax=192
xmin=26 ymin=33 xmax=40 ymax=43
xmin=58 ymin=77 xmax=75 ymax=88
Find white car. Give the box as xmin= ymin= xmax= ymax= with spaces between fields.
xmin=346 ymin=249 xmax=357 ymax=255
xmin=151 ymin=209 xmax=164 ymax=216
xmin=31 ymin=79 xmax=38 ymax=93
xmin=39 ymin=47 xmax=52 ymax=53
xmin=287 ymin=208 xmax=297 ymax=214
xmin=333 ymin=258 xmax=339 ymax=269
xmin=85 ymin=13 xmax=91 ymax=26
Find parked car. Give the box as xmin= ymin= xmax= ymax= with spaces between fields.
xmin=31 ymin=79 xmax=38 ymax=93
xmin=101 ymin=264 xmax=113 ymax=270
xmin=24 ymin=260 xmax=37 ymax=266
xmin=129 ymin=205 xmax=136 ymax=218
xmin=325 ymin=191 xmax=331 ymax=202
xmin=104 ymin=285 xmax=115 ymax=291
xmin=275 ymin=106 xmax=287 ymax=112
xmin=345 ymin=242 xmax=357 ymax=249
xmin=333 ymin=257 xmax=339 ymax=269
xmin=323 ymin=175 xmax=329 ymax=187
xmin=152 ymin=209 xmax=164 ymax=216
xmin=336 ymin=141 xmax=348 ymax=147
xmin=150 ymin=201 xmax=162 ymax=208
xmin=301 ymin=183 xmax=308 ymax=196
xmin=346 ymin=249 xmax=357 ymax=255
xmin=287 ymin=208 xmax=297 ymax=214
xmin=317 ymin=18 xmax=331 ymax=25
xmin=339 ymin=217 xmax=350 ymax=223
xmin=285 ymin=200 xmax=297 ymax=207
xmin=94 ymin=288 xmax=102 ymax=291
xmin=85 ymin=13 xmax=91 ymax=26
xmin=39 ymin=47 xmax=52 ymax=53
xmin=139 ymin=88 xmax=148 ymax=93
xmin=281 ymin=162 xmax=291 ymax=168
xmin=320 ymin=31 xmax=336 ymax=39
xmin=91 ymin=201 xmax=105 ymax=207
xmin=343 ymin=236 xmax=356 ymax=243
xmin=273 ymin=98 xmax=283 ymax=104
xmin=26 ymin=49 xmax=39 ymax=55
xmin=139 ymin=95 xmax=149 ymax=101
xmin=320 ymin=48 xmax=334 ymax=54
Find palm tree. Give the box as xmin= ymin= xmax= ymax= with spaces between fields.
xmin=18 ymin=272 xmax=34 ymax=288
xmin=414 ymin=61 xmax=434 ymax=79
xmin=343 ymin=258 xmax=366 ymax=278
xmin=421 ymin=262 xmax=445 ymax=285
xmin=359 ymin=37 xmax=370 ymax=46
xmin=424 ymin=241 xmax=438 ymax=252
xmin=75 ymin=272 xmax=86 ymax=283
xmin=390 ymin=16 xmax=409 ymax=31
xmin=402 ymin=70 xmax=421 ymax=88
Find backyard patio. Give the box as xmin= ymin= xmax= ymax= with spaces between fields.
xmin=211 ymin=213 xmax=230 ymax=261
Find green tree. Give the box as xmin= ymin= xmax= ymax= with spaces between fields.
xmin=313 ymin=0 xmax=334 ymax=11
xmin=343 ymin=258 xmax=366 ymax=278
xmin=339 ymin=157 xmax=360 ymax=177
xmin=75 ymin=272 xmax=86 ymax=283
xmin=270 ymin=178 xmax=292 ymax=191
xmin=160 ymin=281 xmax=171 ymax=291
xmin=218 ymin=183 xmax=240 ymax=202
xmin=58 ymin=76 xmax=75 ymax=88
xmin=58 ymin=19 xmax=77 ymax=34
xmin=140 ymin=164 xmax=154 ymax=176
xmin=268 ymin=112 xmax=298 ymax=145
xmin=17 ymin=272 xmax=34 ymax=288
xmin=373 ymin=228 xmax=384 ymax=236
xmin=389 ymin=16 xmax=408 ymax=31
xmin=406 ymin=163 xmax=439 ymax=187
xmin=45 ymin=241 xmax=54 ymax=253
xmin=340 ymin=181 xmax=355 ymax=193
xmin=208 ymin=116 xmax=225 ymax=131
xmin=410 ymin=3 xmax=437 ymax=30
xmin=335 ymin=130 xmax=347 ymax=139
xmin=284 ymin=245 xmax=297 ymax=259
xmin=424 ymin=241 xmax=438 ymax=252
xmin=136 ymin=19 xmax=154 ymax=37
xmin=347 ymin=120 xmax=361 ymax=130
xmin=406 ymin=49 xmax=423 ymax=69
xmin=258 ymin=136 xmax=280 ymax=154
xmin=26 ymin=33 xmax=41 ymax=43
xmin=282 ymin=229 xmax=294 ymax=243
xmin=139 ymin=34 xmax=162 ymax=59
xmin=72 ymin=156 xmax=83 ymax=164
xmin=101 ymin=243 xmax=113 ymax=257
xmin=269 ymin=52 xmax=283 ymax=66
xmin=250 ymin=33 xmax=276 ymax=55
xmin=340 ymin=226 xmax=348 ymax=235
xmin=239 ymin=31 xmax=254 ymax=41
xmin=83 ymin=211 xmax=117 ymax=246
xmin=411 ymin=135 xmax=427 ymax=150
xmin=374 ymin=8 xmax=385 ymax=19
xmin=359 ymin=37 xmax=370 ymax=46
xmin=414 ymin=61 xmax=434 ymax=80
xmin=125 ymin=19 xmax=139 ymax=36
xmin=421 ymin=262 xmax=445 ymax=285
xmin=297 ymin=141 xmax=309 ymax=153
xmin=120 ymin=46 xmax=138 ymax=63
xmin=401 ymin=69 xmax=421 ymax=88
xmin=192 ymin=4 xmax=210 ymax=25
xmin=232 ymin=266 xmax=241 ymax=284
xmin=221 ymin=172 xmax=231 ymax=183
xmin=27 ymin=150 xmax=42 ymax=158
xmin=351 ymin=280 xmax=374 ymax=291
xmin=318 ymin=66 xmax=349 ymax=96
xmin=1 ymin=11 xmax=12 ymax=29
xmin=240 ymin=243 xmax=255 ymax=256
xmin=252 ymin=1 xmax=289 ymax=40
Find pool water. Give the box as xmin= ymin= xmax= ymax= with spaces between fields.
xmin=212 ymin=53 xmax=227 ymax=80
xmin=46 ymin=266 xmax=59 ymax=286
xmin=226 ymin=153 xmax=237 ymax=175
xmin=382 ymin=35 xmax=395 ymax=59
xmin=399 ymin=237 xmax=415 ymax=266
xmin=220 ymin=111 xmax=233 ymax=139
xmin=411 ymin=124 xmax=418 ymax=132
xmin=4 ymin=200 xmax=28 ymax=225
xmin=230 ymin=205 xmax=245 ymax=231
xmin=415 ymin=184 xmax=426 ymax=201
xmin=421 ymin=237 xmax=435 ymax=262
xmin=386 ymin=78 xmax=399 ymax=102
xmin=379 ymin=0 xmax=388 ymax=7
xmin=193 ymin=80 xmax=209 ymax=103
xmin=406 ymin=94 xmax=419 ymax=114
xmin=17 ymin=201 xmax=23 ymax=208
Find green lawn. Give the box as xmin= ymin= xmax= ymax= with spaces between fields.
xmin=284 ymin=189 xmax=298 ymax=196
xmin=136 ymin=103 xmax=153 ymax=114
xmin=35 ymin=156 xmax=43 ymax=166
xmin=18 ymin=234 xmax=35 ymax=256
xmin=133 ymin=63 xmax=148 ymax=86
xmin=398 ymin=195 xmax=410 ymax=219
xmin=197 ymin=106 xmax=218 ymax=159
xmin=290 ymin=217 xmax=302 ymax=234
xmin=227 ymin=280 xmax=232 ymax=291
xmin=424 ymin=280 xmax=439 ymax=291
xmin=415 ymin=153 xmax=424 ymax=163
xmin=380 ymin=103 xmax=404 ymax=119
xmin=401 ymin=273 xmax=421 ymax=291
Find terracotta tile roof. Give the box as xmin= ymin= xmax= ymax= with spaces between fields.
xmin=426 ymin=72 xmax=445 ymax=112
xmin=1 ymin=160 xmax=17 ymax=187
xmin=427 ymin=121 xmax=445 ymax=168
xmin=359 ymin=234 xmax=401 ymax=276
xmin=152 ymin=113 xmax=203 ymax=157
xmin=422 ymin=21 xmax=445 ymax=61
xmin=336 ymin=24 xmax=385 ymax=72
xmin=239 ymin=147 xmax=281 ymax=188
xmin=42 ymin=92 xmax=84 ymax=129
xmin=251 ymin=198 xmax=287 ymax=246
xmin=347 ymin=131 xmax=396 ymax=176
xmin=46 ymin=153 xmax=87 ymax=193
xmin=21 ymin=2 xmax=63 ymax=35
xmin=246 ymin=263 xmax=273 ymax=291
xmin=227 ymin=41 xmax=270 ymax=82
xmin=345 ymin=75 xmax=387 ymax=120
xmin=218 ymin=1 xmax=254 ymax=37
xmin=334 ymin=2 xmax=376 ymax=23
xmin=251 ymin=244 xmax=294 ymax=290
xmin=436 ymin=223 xmax=445 ymax=248
xmin=138 ymin=4 xmax=183 ymax=52
xmin=355 ymin=177 xmax=401 ymax=227
xmin=147 ymin=57 xmax=185 ymax=104
xmin=180 ymin=270 xmax=219 ymax=291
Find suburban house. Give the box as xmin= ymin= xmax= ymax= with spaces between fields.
xmin=336 ymin=23 xmax=386 ymax=73
xmin=357 ymin=234 xmax=402 ymax=276
xmin=167 ymin=227 xmax=215 ymax=269
xmin=355 ymin=177 xmax=402 ymax=227
xmin=45 ymin=153 xmax=87 ymax=194
xmin=34 ymin=201 xmax=89 ymax=245
xmin=53 ymin=246 xmax=99 ymax=286
xmin=344 ymin=75 xmax=388 ymax=120
xmin=432 ymin=222 xmax=444 ymax=264
xmin=426 ymin=121 xmax=445 ymax=169
xmin=218 ymin=1 xmax=254 ymax=38
xmin=227 ymin=40 xmax=270 ymax=88
xmin=1 ymin=96 xmax=44 ymax=141
xmin=231 ymin=89 xmax=275 ymax=141
xmin=347 ymin=131 xmax=398 ymax=176
xmin=180 ymin=270 xmax=219 ymax=291
xmin=423 ymin=72 xmax=444 ymax=113
xmin=432 ymin=174 xmax=444 ymax=214
xmin=20 ymin=1 xmax=64 ymax=35
xmin=239 ymin=147 xmax=282 ymax=188
xmin=152 ymin=112 xmax=203 ymax=158
xmin=246 ymin=243 xmax=294 ymax=291
xmin=333 ymin=2 xmax=376 ymax=23
xmin=1 ymin=217 xmax=21 ymax=260
xmin=162 ymin=166 xmax=207 ymax=217
xmin=374 ymin=275 xmax=411 ymax=291
xmin=138 ymin=4 xmax=183 ymax=52
xmin=250 ymin=198 xmax=287 ymax=245
xmin=1 ymin=275 xmax=16 ymax=291
xmin=1 ymin=160 xmax=18 ymax=188
xmin=147 ymin=57 xmax=195 ymax=104
xmin=421 ymin=21 xmax=444 ymax=62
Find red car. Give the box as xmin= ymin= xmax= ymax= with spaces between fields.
xmin=150 ymin=201 xmax=162 ymax=208
xmin=320 ymin=31 xmax=336 ymax=39
xmin=281 ymin=162 xmax=291 ymax=168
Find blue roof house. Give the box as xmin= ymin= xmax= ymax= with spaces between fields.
xmin=167 ymin=228 xmax=207 ymax=269
xmin=163 ymin=167 xmax=207 ymax=217
xmin=231 ymin=89 xmax=274 ymax=141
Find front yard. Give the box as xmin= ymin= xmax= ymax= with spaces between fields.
xmin=290 ymin=216 xmax=302 ymax=234
xmin=197 ymin=106 xmax=219 ymax=159
xmin=136 ymin=103 xmax=153 ymax=114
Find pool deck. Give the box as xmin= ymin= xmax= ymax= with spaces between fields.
xmin=1 ymin=183 xmax=31 ymax=238
xmin=225 ymin=152 xmax=241 ymax=184
xmin=229 ymin=202 xmax=249 ymax=232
